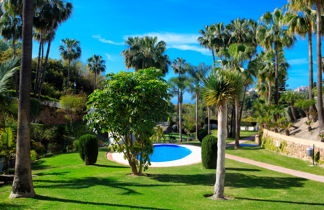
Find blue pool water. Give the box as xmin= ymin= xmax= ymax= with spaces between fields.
xmin=149 ymin=145 xmax=192 ymax=162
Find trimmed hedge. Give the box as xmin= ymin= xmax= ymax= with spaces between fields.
xmin=197 ymin=129 xmax=208 ymax=142
xmin=201 ymin=135 xmax=217 ymax=169
xmin=78 ymin=134 xmax=98 ymax=165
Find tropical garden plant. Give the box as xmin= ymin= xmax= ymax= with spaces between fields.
xmin=85 ymin=68 xmax=170 ymax=175
xmin=202 ymin=69 xmax=243 ymax=199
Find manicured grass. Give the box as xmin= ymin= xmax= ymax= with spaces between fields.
xmin=1 ymin=148 xmax=324 ymax=209
xmin=227 ymin=144 xmax=324 ymax=176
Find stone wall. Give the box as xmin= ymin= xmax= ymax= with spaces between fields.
xmin=262 ymin=129 xmax=324 ymax=164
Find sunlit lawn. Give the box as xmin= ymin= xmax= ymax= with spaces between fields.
xmin=1 ymin=148 xmax=324 ymax=209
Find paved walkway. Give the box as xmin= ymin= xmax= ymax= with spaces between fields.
xmin=226 ymin=138 xmax=324 ymax=183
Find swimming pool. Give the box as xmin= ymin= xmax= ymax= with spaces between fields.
xmin=108 ymin=144 xmax=201 ymax=167
xmin=148 ymin=144 xmax=192 ymax=162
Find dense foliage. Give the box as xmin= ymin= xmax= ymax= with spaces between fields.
xmin=201 ymin=135 xmax=218 ymax=169
xmin=78 ymin=134 xmax=98 ymax=165
xmin=85 ymin=68 xmax=171 ymax=175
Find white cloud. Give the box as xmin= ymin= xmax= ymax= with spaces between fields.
xmin=169 ymin=44 xmax=211 ymax=55
xmin=124 ymin=32 xmax=210 ymax=55
xmin=92 ymin=35 xmax=124 ymax=46
xmin=288 ymin=58 xmax=308 ymax=65
xmin=124 ymin=32 xmax=199 ymax=45
xmin=105 ymin=53 xmax=113 ymax=61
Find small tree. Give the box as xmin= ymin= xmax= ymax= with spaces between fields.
xmin=78 ymin=134 xmax=98 ymax=165
xmin=85 ymin=68 xmax=170 ymax=175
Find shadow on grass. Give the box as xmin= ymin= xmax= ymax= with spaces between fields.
xmin=0 ymin=203 xmax=25 ymax=210
xmin=35 ymin=195 xmax=171 ymax=210
xmin=236 ymin=197 xmax=324 ymax=206
xmin=32 ymin=160 xmax=51 ymax=170
xmin=149 ymin=172 xmax=306 ymax=189
xmin=94 ymin=164 xmax=128 ymax=168
xmin=34 ymin=177 xmax=178 ymax=195
xmin=35 ymin=171 xmax=70 ymax=176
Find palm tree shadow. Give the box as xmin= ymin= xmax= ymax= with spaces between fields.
xmin=35 ymin=195 xmax=171 ymax=210
xmin=34 ymin=176 xmax=178 ymax=195
xmin=149 ymin=172 xmax=306 ymax=189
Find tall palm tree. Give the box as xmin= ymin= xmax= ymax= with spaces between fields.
xmin=257 ymin=9 xmax=295 ymax=106
xmin=87 ymin=55 xmax=106 ymax=89
xmin=172 ymin=58 xmax=188 ymax=142
xmin=291 ymin=0 xmax=324 ymax=129
xmin=202 ymin=69 xmax=243 ymax=199
xmin=187 ymin=63 xmax=211 ymax=140
xmin=59 ymin=38 xmax=81 ymax=88
xmin=33 ymin=0 xmax=72 ymax=94
xmin=122 ymin=36 xmax=169 ymax=74
xmin=284 ymin=3 xmax=317 ymax=117
xmin=10 ymin=0 xmax=35 ymax=198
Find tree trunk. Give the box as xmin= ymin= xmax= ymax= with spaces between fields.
xmin=67 ymin=60 xmax=71 ymax=90
xmin=211 ymin=48 xmax=216 ymax=67
xmin=234 ymin=98 xmax=240 ymax=149
xmin=10 ymin=0 xmax=35 ymax=198
xmin=44 ymin=40 xmax=51 ymax=66
xmin=34 ymin=42 xmax=42 ymax=93
xmin=214 ymin=103 xmax=227 ymax=199
xmin=316 ymin=1 xmax=324 ymax=131
xmin=290 ymin=106 xmax=297 ymax=122
xmin=274 ymin=49 xmax=279 ymax=106
xmin=38 ymin=40 xmax=52 ymax=95
xmin=94 ymin=72 xmax=97 ymax=90
xmin=195 ymin=92 xmax=199 ymax=140
xmin=268 ymin=83 xmax=272 ymax=105
xmin=12 ymin=38 xmax=17 ymax=57
xmin=308 ymin=30 xmax=314 ymax=100
xmin=179 ymin=91 xmax=183 ymax=142
xmin=207 ymin=106 xmax=211 ymax=134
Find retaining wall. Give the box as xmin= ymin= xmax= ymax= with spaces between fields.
xmin=262 ymin=129 xmax=324 ymax=163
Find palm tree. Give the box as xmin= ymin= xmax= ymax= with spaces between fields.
xmin=187 ymin=63 xmax=211 ymax=140
xmin=10 ymin=0 xmax=35 ymax=198
xmin=202 ymin=69 xmax=243 ymax=199
xmin=291 ymin=0 xmax=324 ymax=129
xmin=33 ymin=0 xmax=73 ymax=94
xmin=87 ymin=55 xmax=106 ymax=89
xmin=0 ymin=0 xmax=23 ymax=56
xmin=122 ymin=36 xmax=169 ymax=74
xmin=284 ymin=3 xmax=317 ymax=117
xmin=59 ymin=38 xmax=81 ymax=88
xmin=169 ymin=76 xmax=189 ymax=143
xmin=172 ymin=58 xmax=188 ymax=142
xmin=257 ymin=9 xmax=295 ymax=106
xmin=198 ymin=23 xmax=228 ymax=66
xmin=0 ymin=58 xmax=19 ymax=93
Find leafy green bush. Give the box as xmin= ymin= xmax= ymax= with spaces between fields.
xmin=201 ymin=135 xmax=217 ymax=169
xmin=197 ymin=129 xmax=208 ymax=142
xmin=78 ymin=134 xmax=98 ymax=165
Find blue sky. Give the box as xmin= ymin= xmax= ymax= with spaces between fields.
xmin=34 ymin=0 xmax=318 ymax=103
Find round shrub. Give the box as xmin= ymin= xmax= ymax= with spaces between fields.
xmin=197 ymin=129 xmax=208 ymax=142
xmin=201 ymin=135 xmax=217 ymax=169
xmin=78 ymin=134 xmax=98 ymax=165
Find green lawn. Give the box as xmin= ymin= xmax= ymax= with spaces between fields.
xmin=226 ymin=143 xmax=324 ymax=176
xmin=1 ymin=148 xmax=324 ymax=209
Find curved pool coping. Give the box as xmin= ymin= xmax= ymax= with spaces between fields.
xmin=107 ymin=144 xmax=201 ymax=167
